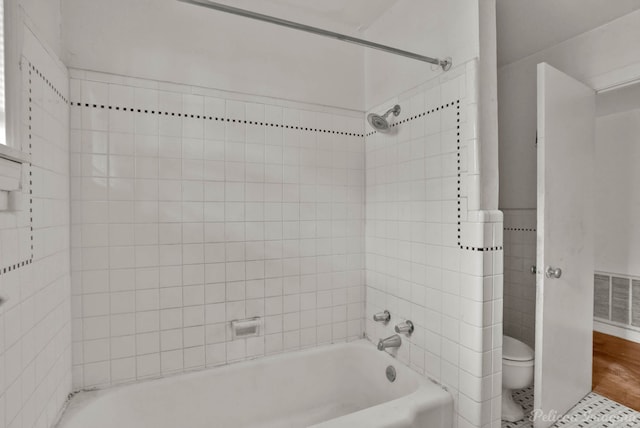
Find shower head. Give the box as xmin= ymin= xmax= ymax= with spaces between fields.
xmin=367 ymin=105 xmax=401 ymax=133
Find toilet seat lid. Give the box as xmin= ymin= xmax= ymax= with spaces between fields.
xmin=503 ymin=335 xmax=534 ymax=361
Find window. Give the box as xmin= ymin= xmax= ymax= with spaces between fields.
xmin=0 ymin=0 xmax=29 ymax=198
xmin=0 ymin=0 xmax=28 ymax=164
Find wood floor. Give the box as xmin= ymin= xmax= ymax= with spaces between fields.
xmin=592 ymin=331 xmax=640 ymax=411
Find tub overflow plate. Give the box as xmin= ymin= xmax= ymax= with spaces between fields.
xmin=386 ymin=365 xmax=396 ymax=382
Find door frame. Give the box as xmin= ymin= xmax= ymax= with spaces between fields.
xmin=591 ymin=60 xmax=640 ymax=94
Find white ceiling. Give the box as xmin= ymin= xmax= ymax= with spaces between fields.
xmin=497 ymin=0 xmax=640 ymax=66
xmin=209 ymin=0 xmax=400 ymax=33
xmin=187 ymin=1 xmax=640 ymax=67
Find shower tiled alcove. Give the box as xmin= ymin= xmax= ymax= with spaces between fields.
xmin=69 ymin=67 xmax=367 ymax=387
xmin=65 ymin=58 xmax=504 ymax=428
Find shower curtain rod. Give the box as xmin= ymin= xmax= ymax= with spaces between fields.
xmin=178 ymin=0 xmax=452 ymax=71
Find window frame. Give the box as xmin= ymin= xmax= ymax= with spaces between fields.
xmin=0 ymin=0 xmax=30 ymax=164
xmin=0 ymin=143 xmax=30 ymax=163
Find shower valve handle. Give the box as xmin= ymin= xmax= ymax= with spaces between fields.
xmin=394 ymin=320 xmax=414 ymax=336
xmin=373 ymin=310 xmax=391 ymax=323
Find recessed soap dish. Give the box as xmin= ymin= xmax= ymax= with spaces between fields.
xmin=231 ymin=317 xmax=261 ymax=339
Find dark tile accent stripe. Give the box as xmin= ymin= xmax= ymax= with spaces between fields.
xmin=27 ymin=62 xmax=69 ymax=104
xmin=504 ymin=227 xmax=536 ymax=232
xmin=594 ymin=274 xmax=611 ymax=320
xmin=459 ymin=246 xmax=503 ymax=252
xmin=1 ymin=260 xmax=33 ymax=275
xmin=71 ymin=101 xmax=364 ymax=137
xmin=611 ymin=277 xmax=630 ymax=324
xmin=454 ymin=102 xmax=502 ymax=253
xmin=28 ymin=64 xmax=34 ymax=260
xmin=455 ymin=102 xmax=463 ymax=249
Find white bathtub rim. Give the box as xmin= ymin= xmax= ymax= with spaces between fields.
xmin=67 ymin=338 xmax=432 ymax=399
xmin=58 ymin=339 xmax=449 ymax=428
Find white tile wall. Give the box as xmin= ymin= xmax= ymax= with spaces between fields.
xmin=66 ymin=60 xmax=500 ymax=428
xmin=364 ymin=60 xmax=503 ymax=428
xmin=0 ymin=30 xmax=71 ymax=428
xmin=502 ymin=209 xmax=536 ymax=348
xmin=69 ymin=69 xmax=366 ymax=389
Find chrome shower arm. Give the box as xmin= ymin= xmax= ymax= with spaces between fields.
xmin=382 ymin=105 xmax=401 ymax=118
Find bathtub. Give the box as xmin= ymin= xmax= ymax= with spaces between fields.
xmin=58 ymin=340 xmax=452 ymax=428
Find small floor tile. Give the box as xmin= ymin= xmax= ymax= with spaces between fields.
xmin=502 ymin=387 xmax=640 ymax=428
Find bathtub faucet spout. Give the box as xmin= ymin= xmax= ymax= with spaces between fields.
xmin=377 ymin=334 xmax=402 ymax=351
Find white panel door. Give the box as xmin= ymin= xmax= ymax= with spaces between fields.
xmin=534 ymin=63 xmax=595 ymax=428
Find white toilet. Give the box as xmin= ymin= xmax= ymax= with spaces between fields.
xmin=502 ymin=335 xmax=535 ymax=422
